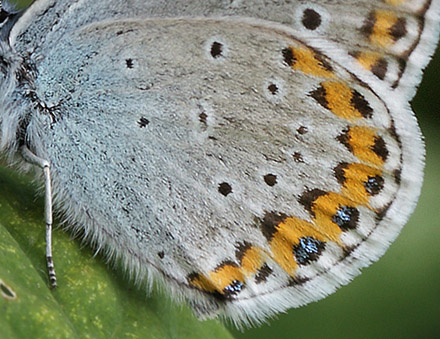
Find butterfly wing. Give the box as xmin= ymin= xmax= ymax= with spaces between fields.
xmin=5 ymin=0 xmax=438 ymax=326
xmin=11 ymin=0 xmax=439 ymax=98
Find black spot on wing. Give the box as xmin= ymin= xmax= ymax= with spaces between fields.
xmin=301 ymin=8 xmax=322 ymax=30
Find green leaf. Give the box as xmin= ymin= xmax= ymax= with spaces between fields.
xmin=0 ymin=165 xmax=233 ymax=339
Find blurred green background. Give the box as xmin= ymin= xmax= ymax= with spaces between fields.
xmin=2 ymin=1 xmax=440 ymax=338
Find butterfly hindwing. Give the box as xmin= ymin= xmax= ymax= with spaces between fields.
xmin=0 ymin=0 xmax=437 ymax=326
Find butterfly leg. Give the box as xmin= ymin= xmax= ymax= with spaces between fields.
xmin=21 ymin=146 xmax=57 ymax=289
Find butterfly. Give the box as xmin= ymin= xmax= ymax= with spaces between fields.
xmin=0 ymin=0 xmax=438 ymax=328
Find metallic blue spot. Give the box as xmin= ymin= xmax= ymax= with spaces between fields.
xmin=364 ymin=175 xmax=384 ymax=195
xmin=223 ymin=280 xmax=244 ymax=296
xmin=332 ymin=205 xmax=359 ymax=230
xmin=293 ymin=237 xmax=325 ymax=265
